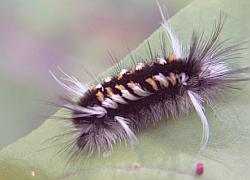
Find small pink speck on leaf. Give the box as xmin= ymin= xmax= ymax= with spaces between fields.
xmin=196 ymin=162 xmax=204 ymax=175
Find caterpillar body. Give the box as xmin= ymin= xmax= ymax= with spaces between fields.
xmin=50 ymin=4 xmax=249 ymax=157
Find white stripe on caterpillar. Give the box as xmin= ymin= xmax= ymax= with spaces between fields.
xmin=127 ymin=82 xmax=152 ymax=97
xmin=121 ymin=89 xmax=141 ymax=101
xmin=135 ymin=63 xmax=145 ymax=71
xmin=118 ymin=69 xmax=128 ymax=79
xmin=179 ymin=73 xmax=189 ymax=85
xmin=153 ymin=73 xmax=169 ymax=88
xmin=111 ymin=94 xmax=128 ymax=104
xmin=102 ymin=98 xmax=118 ymax=109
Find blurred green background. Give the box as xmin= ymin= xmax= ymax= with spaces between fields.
xmin=0 ymin=0 xmax=193 ymax=149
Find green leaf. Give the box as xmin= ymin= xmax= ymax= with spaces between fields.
xmin=1 ymin=0 xmax=250 ymax=179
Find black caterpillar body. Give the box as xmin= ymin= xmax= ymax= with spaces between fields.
xmin=50 ymin=6 xmax=249 ymax=157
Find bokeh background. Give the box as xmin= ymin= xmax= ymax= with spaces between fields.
xmin=0 ymin=0 xmax=193 ymax=149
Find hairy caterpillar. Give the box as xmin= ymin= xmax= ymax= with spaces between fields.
xmin=49 ymin=4 xmax=249 ymax=159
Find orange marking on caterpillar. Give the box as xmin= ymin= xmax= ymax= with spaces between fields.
xmin=96 ymin=91 xmax=105 ymax=102
xmin=115 ymin=84 xmax=126 ymax=91
xmin=168 ymin=54 xmax=176 ymax=63
xmin=146 ymin=77 xmax=159 ymax=91
xmin=106 ymin=87 xmax=114 ymax=96
xmin=167 ymin=72 xmax=177 ymax=86
xmin=129 ymin=65 xmax=136 ymax=74
xmin=127 ymin=82 xmax=137 ymax=89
